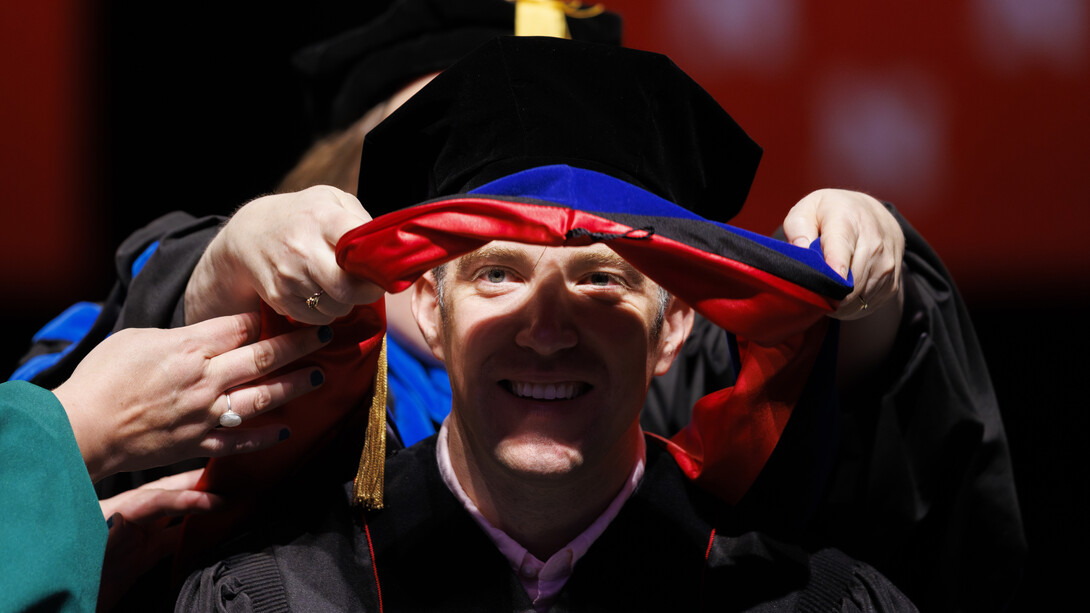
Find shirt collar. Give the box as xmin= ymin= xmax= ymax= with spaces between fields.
xmin=436 ymin=418 xmax=645 ymax=612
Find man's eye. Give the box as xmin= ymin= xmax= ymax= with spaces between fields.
xmin=587 ymin=272 xmax=616 ymax=286
xmin=484 ymin=268 xmax=508 ymax=283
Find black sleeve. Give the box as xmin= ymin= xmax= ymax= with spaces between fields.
xmin=175 ymin=559 xmax=260 ymax=613
xmin=841 ymin=561 xmax=920 ymax=613
xmin=801 ymin=548 xmax=919 ymax=613
xmin=114 ymin=212 xmax=225 ymax=330
xmin=18 ymin=212 xmax=224 ymax=391
xmin=812 ymin=204 xmax=1027 ymax=612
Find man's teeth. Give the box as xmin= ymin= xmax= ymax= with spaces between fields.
xmin=509 ymin=381 xmax=584 ymax=400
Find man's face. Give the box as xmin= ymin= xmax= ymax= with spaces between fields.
xmin=413 ymin=241 xmax=692 ymax=484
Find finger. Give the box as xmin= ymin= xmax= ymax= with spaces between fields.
xmin=305 ymin=227 xmax=386 ymax=308
xmin=311 ymin=191 xmax=385 ymax=305
xmin=212 ymin=323 xmax=333 ymax=389
xmin=319 ymin=186 xmax=372 ymax=233
xmin=180 ymin=312 xmax=263 ymax=357
xmin=301 ymin=288 xmax=355 ymax=320
xmin=99 ymin=471 xmax=210 ymax=519
xmin=277 ymin=297 xmax=340 ymax=326
xmin=213 ymin=365 xmax=325 ymax=422
xmin=820 ymin=226 xmax=857 ymax=283
xmin=318 ymin=271 xmax=386 ymax=308
xmin=101 ymin=486 xmax=224 ymax=524
xmin=832 ymin=251 xmax=893 ymax=320
xmin=138 ymin=468 xmax=207 ymax=491
xmin=781 ymin=195 xmax=820 ymax=248
xmin=200 ymin=425 xmax=293 ymax=457
xmin=266 ymin=277 xmax=342 ymax=325
xmin=834 ymin=248 xmax=873 ymax=319
xmin=255 ymin=266 xmax=339 ymax=325
xmin=836 ymin=227 xmax=898 ymax=319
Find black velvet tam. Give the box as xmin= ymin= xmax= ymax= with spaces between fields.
xmin=292 ymin=0 xmax=622 ymax=134
xmin=357 ymin=36 xmax=762 ymax=222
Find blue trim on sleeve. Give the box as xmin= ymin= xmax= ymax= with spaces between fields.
xmin=9 ymin=302 xmax=102 ymax=382
xmin=9 ymin=352 xmax=71 ymax=382
xmin=131 ymin=241 xmax=159 ymax=278
xmin=30 ymin=302 xmax=101 ymax=344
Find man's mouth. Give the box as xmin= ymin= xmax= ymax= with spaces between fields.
xmin=502 ymin=380 xmax=590 ymax=401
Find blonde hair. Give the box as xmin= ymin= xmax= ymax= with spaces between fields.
xmin=275 ymin=101 xmax=388 ymax=196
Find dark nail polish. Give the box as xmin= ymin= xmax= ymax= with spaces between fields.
xmin=310 ymin=370 xmax=324 ymax=387
xmin=279 ymin=428 xmax=291 ymax=441
xmin=318 ymin=326 xmax=333 ymax=343
xmin=106 ymin=515 xmax=115 ymax=529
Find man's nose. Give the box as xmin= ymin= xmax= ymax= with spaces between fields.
xmin=513 ymin=277 xmax=578 ymax=356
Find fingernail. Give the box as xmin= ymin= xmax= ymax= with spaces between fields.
xmin=279 ymin=428 xmax=291 ymax=441
xmin=318 ymin=326 xmax=333 ymax=343
xmin=310 ymin=370 xmax=324 ymax=387
xmin=106 ymin=514 xmax=116 ymax=529
xmin=166 ymin=516 xmax=184 ymax=528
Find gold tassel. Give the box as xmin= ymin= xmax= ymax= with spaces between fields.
xmin=511 ymin=0 xmax=606 ymax=39
xmin=353 ymin=335 xmax=388 ymax=510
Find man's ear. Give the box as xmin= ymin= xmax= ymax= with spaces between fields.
xmin=652 ymin=297 xmax=695 ymax=377
xmin=410 ymin=271 xmax=446 ymax=363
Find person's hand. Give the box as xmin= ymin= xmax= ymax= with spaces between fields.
xmin=782 ymin=189 xmax=904 ymax=320
xmin=184 ymin=185 xmax=386 ymax=326
xmin=53 ymin=312 xmax=332 ymax=482
xmin=97 ymin=470 xmax=222 ymax=611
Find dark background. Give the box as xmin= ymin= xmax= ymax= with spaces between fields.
xmin=1 ymin=2 xmax=1085 ymax=609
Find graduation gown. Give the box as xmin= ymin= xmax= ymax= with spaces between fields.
xmin=176 ymin=435 xmax=916 ymax=612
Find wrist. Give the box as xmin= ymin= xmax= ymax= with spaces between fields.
xmin=185 ymin=228 xmax=245 ymax=324
xmin=53 ymin=385 xmax=114 ymax=482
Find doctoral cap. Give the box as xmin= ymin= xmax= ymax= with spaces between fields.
xmin=358 ymin=36 xmax=761 ymax=222
xmin=294 ymin=0 xmax=622 ymax=135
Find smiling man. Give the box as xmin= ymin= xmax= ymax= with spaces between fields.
xmin=419 ymin=241 xmax=692 ymax=562
xmin=178 ymin=37 xmax=918 ymax=612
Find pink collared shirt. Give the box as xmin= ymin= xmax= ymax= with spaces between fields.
xmin=436 ymin=421 xmax=646 ymax=613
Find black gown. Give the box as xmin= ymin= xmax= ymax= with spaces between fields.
xmin=176 ymin=435 xmax=917 ymax=612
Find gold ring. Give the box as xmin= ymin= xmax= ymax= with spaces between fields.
xmin=859 ymin=295 xmax=869 ymax=311
xmin=305 ymin=290 xmax=324 ymax=310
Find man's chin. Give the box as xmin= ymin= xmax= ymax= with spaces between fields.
xmin=494 ymin=439 xmax=585 ymax=481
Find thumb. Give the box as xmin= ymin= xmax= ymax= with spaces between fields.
xmin=782 ymin=194 xmax=821 ymax=248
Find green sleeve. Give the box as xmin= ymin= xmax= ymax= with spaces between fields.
xmin=0 ymin=380 xmax=107 ymax=613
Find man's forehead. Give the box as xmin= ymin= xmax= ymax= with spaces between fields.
xmin=454 ymin=241 xmax=641 ymax=275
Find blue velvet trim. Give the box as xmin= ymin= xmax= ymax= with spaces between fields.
xmin=385 ymin=334 xmax=452 ymax=446
xmin=469 ymin=164 xmax=703 ymax=220
xmin=10 ymin=241 xmax=159 ymax=382
xmin=9 ymin=302 xmax=102 ymax=382
xmin=9 ymin=352 xmax=69 ymax=382
xmin=30 ymin=302 xmax=101 ymax=344
xmin=131 ymin=241 xmax=159 ymax=278
xmin=469 ymin=165 xmax=847 ymax=285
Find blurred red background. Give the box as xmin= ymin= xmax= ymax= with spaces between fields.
xmin=1 ymin=1 xmax=1085 ymax=608
xmin=3 ymin=1 xmax=1088 ymax=306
